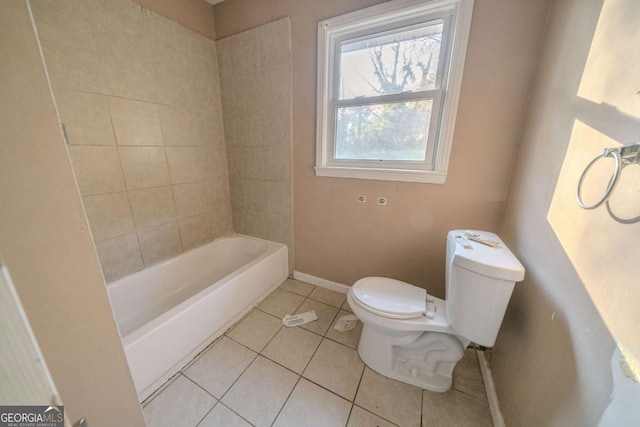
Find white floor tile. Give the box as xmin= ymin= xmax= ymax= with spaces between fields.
xmin=452 ymin=348 xmax=486 ymax=399
xmin=295 ymin=299 xmax=339 ymax=336
xmin=183 ymin=336 xmax=257 ymax=399
xmin=273 ymin=378 xmax=351 ymax=427
xmin=222 ymin=356 xmax=298 ymax=427
xmin=355 ymin=368 xmax=422 ymax=427
xmin=422 ymin=388 xmax=493 ymax=427
xmin=341 ymin=299 xmax=353 ymax=313
xmin=308 ymin=286 xmax=346 ymax=308
xmin=143 ymin=374 xmax=216 ymax=427
xmin=258 ymin=288 xmax=305 ymax=318
xmin=280 ymin=278 xmax=315 ymax=297
xmin=347 ymin=405 xmax=398 ymax=427
xmin=226 ymin=309 xmax=282 ymax=352
xmin=262 ymin=326 xmax=322 ymax=374
xmin=303 ymin=338 xmax=364 ymax=401
xmin=197 ymin=403 xmax=252 ymax=427
xmin=142 ymin=285 xmax=493 ymax=427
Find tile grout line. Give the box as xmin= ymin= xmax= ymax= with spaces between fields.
xmin=269 ymin=375 xmax=302 ymax=427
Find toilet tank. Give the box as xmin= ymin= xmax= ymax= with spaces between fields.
xmin=445 ymin=230 xmax=525 ymax=347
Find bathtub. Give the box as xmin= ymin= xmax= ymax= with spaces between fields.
xmin=107 ymin=234 xmax=288 ymax=401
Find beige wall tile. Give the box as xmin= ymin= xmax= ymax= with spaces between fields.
xmin=83 ymin=192 xmax=135 ymax=242
xmin=258 ymin=18 xmax=291 ymax=70
xmin=88 ymin=0 xmax=144 ymax=34
xmin=89 ymin=0 xmax=156 ymax=101
xmin=236 ymin=113 xmax=262 ymax=147
xmin=220 ymin=75 xmax=237 ymax=118
xmin=30 ymin=0 xmax=94 ymax=36
xmin=233 ymin=71 xmax=262 ymax=116
xmin=242 ymin=179 xmax=266 ymax=211
xmin=144 ymin=11 xmax=191 ymax=107
xmin=205 ymin=146 xmax=229 ymax=180
xmin=242 ymin=208 xmax=269 ymax=240
xmin=211 ymin=206 xmax=233 ymax=238
xmin=262 ymin=104 xmax=291 ymax=149
xmin=239 ymin=147 xmax=265 ymax=180
xmin=198 ymin=110 xmax=225 ymax=147
xmin=119 ymin=146 xmax=170 ymax=190
xmin=265 ymin=181 xmax=291 ymax=214
xmin=54 ymin=88 xmax=115 ymax=146
xmin=179 ymin=213 xmax=213 ymax=251
xmin=165 ymin=147 xmax=206 ymax=183
xmin=261 ymin=64 xmax=291 ymax=109
xmin=68 ymin=145 xmax=125 ymax=195
xmin=222 ymin=112 xmax=238 ymax=146
xmin=206 ymin=179 xmax=231 ymax=210
xmin=263 ymin=145 xmax=291 ymax=181
xmin=137 ymin=221 xmax=182 ymax=265
xmin=188 ymin=33 xmax=219 ymax=112
xmin=188 ymin=31 xmax=218 ymax=81
xmin=215 ymin=37 xmax=233 ymax=82
xmin=228 ymin=177 xmax=243 ymax=210
xmin=267 ymin=212 xmax=292 ymax=247
xmin=35 ymin=0 xmax=234 ymax=283
xmin=158 ymin=105 xmax=197 ymax=146
xmin=226 ymin=147 xmax=242 ymax=180
xmin=128 ymin=186 xmax=177 ymax=229
xmin=230 ymin=29 xmax=259 ymax=75
xmin=108 ymin=97 xmax=163 ymax=146
xmin=172 ymin=181 xmax=208 ymax=219
xmin=36 ymin=23 xmax=103 ymax=92
xmin=96 ymin=233 xmax=144 ymax=282
xmin=132 ymin=0 xmax=216 ymax=39
xmin=218 ymin=19 xmax=293 ymax=260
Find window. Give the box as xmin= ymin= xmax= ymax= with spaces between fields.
xmin=315 ymin=0 xmax=474 ymax=183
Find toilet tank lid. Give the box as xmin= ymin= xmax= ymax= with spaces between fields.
xmin=448 ymin=230 xmax=525 ymax=282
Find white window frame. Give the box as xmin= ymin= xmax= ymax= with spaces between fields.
xmin=315 ymin=0 xmax=474 ymax=184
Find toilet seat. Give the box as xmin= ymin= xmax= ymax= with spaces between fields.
xmin=351 ymin=277 xmax=426 ymax=319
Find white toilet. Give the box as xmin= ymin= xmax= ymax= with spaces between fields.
xmin=347 ymin=230 xmax=525 ymax=392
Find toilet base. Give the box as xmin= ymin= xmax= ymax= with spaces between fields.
xmin=358 ymin=324 xmax=467 ymax=392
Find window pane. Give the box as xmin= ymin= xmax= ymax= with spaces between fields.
xmin=339 ymin=23 xmax=443 ymax=100
xmin=335 ymin=99 xmax=433 ymax=161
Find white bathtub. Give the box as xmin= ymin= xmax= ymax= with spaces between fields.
xmin=107 ymin=234 xmax=288 ymax=401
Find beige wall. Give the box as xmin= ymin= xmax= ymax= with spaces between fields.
xmin=215 ymin=0 xmax=551 ymax=296
xmin=31 ymin=0 xmax=233 ymax=282
xmin=494 ymin=0 xmax=640 ymax=424
xmin=216 ymin=17 xmax=294 ymax=270
xmin=0 ymin=1 xmax=145 ymax=424
xmin=132 ymin=0 xmax=216 ymax=39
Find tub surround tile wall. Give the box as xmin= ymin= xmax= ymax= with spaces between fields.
xmin=216 ymin=17 xmax=294 ymax=271
xmin=32 ymin=0 xmax=233 ymax=282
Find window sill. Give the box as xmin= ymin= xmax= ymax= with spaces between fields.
xmin=314 ymin=165 xmax=447 ymax=184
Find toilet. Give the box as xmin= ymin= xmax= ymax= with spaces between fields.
xmin=347 ymin=230 xmax=525 ymax=392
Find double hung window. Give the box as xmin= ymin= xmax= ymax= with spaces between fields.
xmin=315 ymin=0 xmax=474 ymax=183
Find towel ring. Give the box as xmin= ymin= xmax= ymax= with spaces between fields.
xmin=576 ymin=148 xmax=622 ymax=210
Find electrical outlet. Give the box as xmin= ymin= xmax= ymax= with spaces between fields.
xmin=378 ymin=197 xmax=387 ymax=205
xmin=357 ymin=195 xmax=366 ymax=203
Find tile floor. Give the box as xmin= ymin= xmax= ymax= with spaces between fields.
xmin=142 ymin=279 xmax=493 ymax=427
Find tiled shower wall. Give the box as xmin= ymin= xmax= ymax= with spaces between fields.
xmin=216 ymin=18 xmax=294 ymax=270
xmin=31 ymin=0 xmax=232 ymax=282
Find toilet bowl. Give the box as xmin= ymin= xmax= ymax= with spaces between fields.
xmin=347 ymin=230 xmax=525 ymax=392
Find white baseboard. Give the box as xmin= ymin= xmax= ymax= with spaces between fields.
xmin=477 ymin=350 xmax=505 ymax=427
xmin=292 ymin=271 xmax=350 ymax=294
